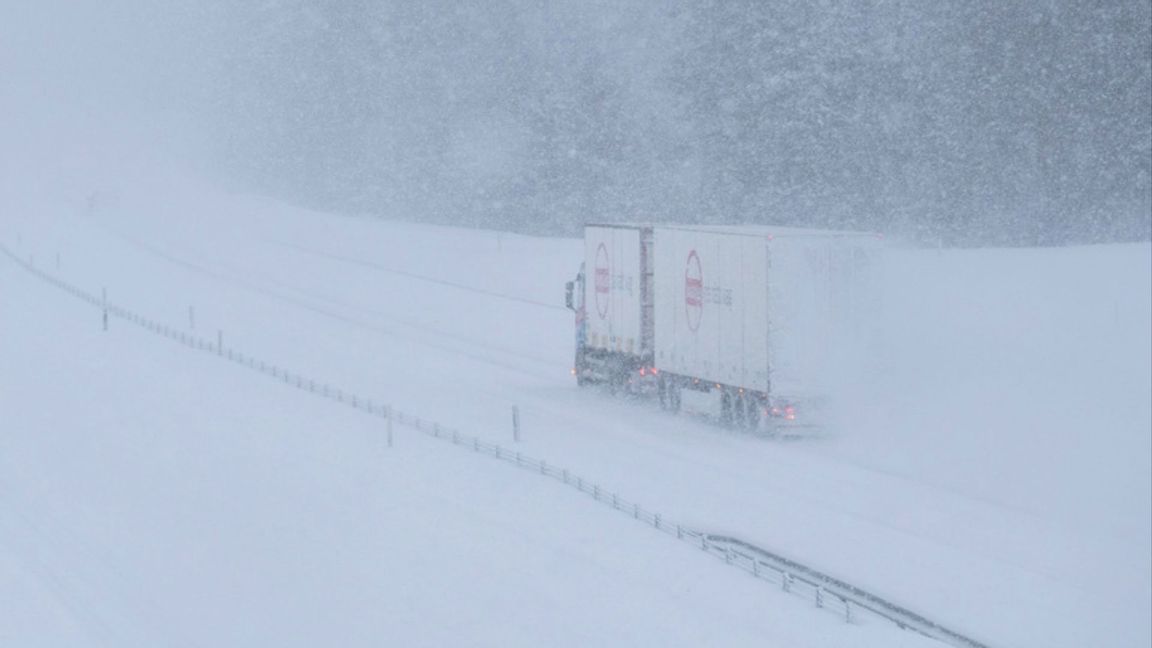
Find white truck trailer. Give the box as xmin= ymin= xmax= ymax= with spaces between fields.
xmin=564 ymin=224 xmax=654 ymax=388
xmin=566 ymin=224 xmax=881 ymax=429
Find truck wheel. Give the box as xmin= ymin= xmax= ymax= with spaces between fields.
xmin=745 ymin=397 xmax=761 ymax=431
xmin=669 ymin=379 xmax=682 ymax=413
xmin=574 ymin=353 xmax=590 ymax=387
xmin=658 ymin=376 xmax=668 ymax=409
xmin=720 ymin=389 xmax=733 ymax=426
xmin=734 ymin=393 xmax=747 ymax=428
xmin=607 ymin=367 xmax=624 ymax=395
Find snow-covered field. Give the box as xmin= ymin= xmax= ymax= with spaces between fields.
xmin=2 ymin=167 xmax=1149 ymax=647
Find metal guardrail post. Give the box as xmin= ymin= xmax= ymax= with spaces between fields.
xmin=386 ymin=406 xmax=394 ymax=448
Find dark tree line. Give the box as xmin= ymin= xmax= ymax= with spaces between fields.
xmin=206 ymin=0 xmax=1150 ymax=246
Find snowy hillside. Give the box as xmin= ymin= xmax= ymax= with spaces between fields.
xmin=2 ymin=174 xmax=1149 ymax=647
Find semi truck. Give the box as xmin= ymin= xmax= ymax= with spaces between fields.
xmin=565 ymin=224 xmax=881 ymax=430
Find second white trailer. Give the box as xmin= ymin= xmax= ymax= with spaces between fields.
xmin=652 ymin=225 xmax=880 ymax=427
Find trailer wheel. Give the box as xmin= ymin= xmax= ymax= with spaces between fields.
xmin=658 ymin=376 xmax=668 ymax=410
xmin=607 ymin=366 xmax=625 ymax=395
xmin=574 ymin=352 xmax=590 ymax=387
xmin=720 ymin=389 xmax=733 ymax=426
xmin=734 ymin=392 xmax=747 ymax=428
xmin=668 ymin=378 xmax=682 ymax=413
xmin=745 ymin=397 xmax=761 ymax=431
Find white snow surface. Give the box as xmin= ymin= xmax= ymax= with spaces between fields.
xmin=2 ymin=169 xmax=1149 ymax=647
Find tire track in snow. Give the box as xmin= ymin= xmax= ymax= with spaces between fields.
xmin=80 ymin=218 xmax=563 ymax=381
xmin=267 ymin=240 xmax=567 ymax=311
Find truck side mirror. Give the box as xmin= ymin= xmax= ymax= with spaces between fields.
xmin=565 ymin=281 xmax=575 ymax=310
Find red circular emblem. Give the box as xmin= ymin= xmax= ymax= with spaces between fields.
xmin=594 ymin=242 xmax=610 ymax=319
xmin=685 ymin=250 xmax=703 ymax=332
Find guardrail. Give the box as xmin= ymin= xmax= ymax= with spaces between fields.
xmin=1 ymin=242 xmax=992 ymax=648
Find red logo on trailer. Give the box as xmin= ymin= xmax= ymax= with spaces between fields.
xmin=685 ymin=250 xmax=703 ymax=331
xmin=594 ymin=242 xmax=610 ymax=319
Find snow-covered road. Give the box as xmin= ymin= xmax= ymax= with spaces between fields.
xmin=3 ymin=179 xmax=1149 ymax=647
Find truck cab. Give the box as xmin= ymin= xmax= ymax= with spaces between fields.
xmin=564 ymin=263 xmax=589 ymax=384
